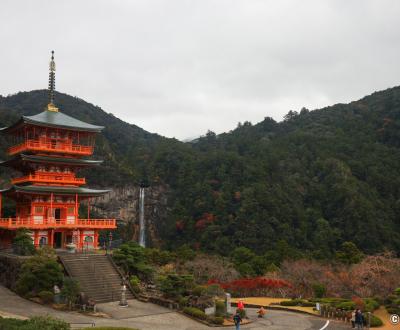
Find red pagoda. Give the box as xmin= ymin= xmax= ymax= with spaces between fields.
xmin=0 ymin=51 xmax=115 ymax=250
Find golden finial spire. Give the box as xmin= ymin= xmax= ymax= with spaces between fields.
xmin=46 ymin=50 xmax=58 ymax=112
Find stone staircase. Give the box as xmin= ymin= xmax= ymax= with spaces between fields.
xmin=58 ymin=253 xmax=135 ymax=303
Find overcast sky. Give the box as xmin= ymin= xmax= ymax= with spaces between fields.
xmin=1 ymin=1 xmax=400 ymax=139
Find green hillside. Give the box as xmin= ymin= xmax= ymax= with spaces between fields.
xmin=1 ymin=87 xmax=400 ymax=262
xmin=0 ymin=90 xmax=176 ymax=186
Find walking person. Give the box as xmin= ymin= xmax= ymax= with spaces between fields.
xmin=351 ymin=309 xmax=356 ymax=328
xmin=355 ymin=309 xmax=364 ymax=329
xmin=233 ymin=310 xmax=242 ymax=330
xmin=257 ymin=306 xmax=266 ymax=318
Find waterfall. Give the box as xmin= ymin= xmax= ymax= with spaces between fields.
xmin=138 ymin=187 xmax=146 ymax=247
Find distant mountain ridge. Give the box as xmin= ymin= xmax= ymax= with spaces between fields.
xmin=1 ymin=87 xmax=400 ymax=261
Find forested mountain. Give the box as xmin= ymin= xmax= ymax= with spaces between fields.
xmin=1 ymin=87 xmax=400 ymax=262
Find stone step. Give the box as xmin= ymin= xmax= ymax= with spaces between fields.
xmin=58 ymin=253 xmax=134 ymax=303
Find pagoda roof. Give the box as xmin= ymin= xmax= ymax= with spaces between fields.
xmin=0 ymin=154 xmax=103 ymax=168
xmin=1 ymin=110 xmax=103 ymax=133
xmin=0 ymin=185 xmax=109 ymax=197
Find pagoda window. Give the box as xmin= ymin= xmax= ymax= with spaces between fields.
xmin=33 ymin=215 xmax=44 ymax=224
xmin=34 ymin=206 xmax=44 ymax=214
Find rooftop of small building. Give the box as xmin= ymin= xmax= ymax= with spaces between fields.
xmin=0 ymin=185 xmax=110 ymax=197
xmin=0 ymin=109 xmax=104 ymax=133
xmin=0 ymin=154 xmax=103 ymax=168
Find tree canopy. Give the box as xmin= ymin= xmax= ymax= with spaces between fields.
xmin=1 ymin=87 xmax=400 ymax=261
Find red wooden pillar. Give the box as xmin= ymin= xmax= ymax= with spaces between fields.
xmin=79 ymin=230 xmax=84 ymax=250
xmin=75 ymin=193 xmax=78 ymax=221
xmin=87 ymin=197 xmax=90 ymax=220
xmin=0 ymin=193 xmax=2 ymax=218
xmin=94 ymin=230 xmax=98 ymax=249
xmin=33 ymin=230 xmax=39 ymax=247
xmin=49 ymin=229 xmax=54 ymax=247
xmin=50 ymin=193 xmax=53 ymax=222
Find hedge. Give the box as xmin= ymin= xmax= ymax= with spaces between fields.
xmin=183 ymin=307 xmax=207 ymax=320
xmin=369 ymin=314 xmax=383 ymax=327
xmin=207 ymin=316 xmax=224 ymax=325
xmin=0 ymin=316 xmax=69 ymax=330
xmin=280 ymin=299 xmax=315 ymax=307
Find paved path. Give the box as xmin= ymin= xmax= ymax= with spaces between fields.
xmin=0 ymin=285 xmax=349 ymax=329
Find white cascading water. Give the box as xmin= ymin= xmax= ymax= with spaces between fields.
xmin=138 ymin=187 xmax=146 ymax=247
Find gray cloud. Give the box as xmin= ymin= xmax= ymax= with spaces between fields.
xmin=1 ymin=0 xmax=400 ymax=139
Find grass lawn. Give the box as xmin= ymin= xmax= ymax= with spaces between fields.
xmin=231 ymin=297 xmax=318 ymax=315
xmin=231 ymin=297 xmax=289 ymax=306
xmin=80 ymin=328 xmax=138 ymax=330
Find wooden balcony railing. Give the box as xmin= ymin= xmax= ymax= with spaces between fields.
xmin=12 ymin=172 xmax=86 ymax=185
xmin=0 ymin=218 xmax=116 ymax=229
xmin=8 ymin=139 xmax=93 ymax=156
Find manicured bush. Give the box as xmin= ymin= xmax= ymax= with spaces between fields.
xmin=12 ymin=228 xmax=35 ymax=256
xmin=384 ymin=294 xmax=397 ymax=305
xmin=192 ymin=285 xmax=206 ymax=297
xmin=0 ymin=316 xmax=70 ymax=330
xmin=387 ymin=307 xmax=400 ymax=315
xmin=280 ymin=299 xmax=315 ymax=307
xmin=157 ymin=274 xmax=194 ymax=298
xmin=215 ymin=300 xmax=225 ymax=316
xmin=129 ymin=275 xmax=141 ymax=294
xmin=385 ymin=288 xmax=400 ymax=316
xmin=337 ymin=301 xmax=356 ymax=310
xmin=369 ymin=314 xmax=383 ymax=327
xmin=61 ymin=278 xmax=80 ymax=309
xmin=178 ymin=296 xmax=189 ymax=308
xmin=175 ymin=244 xmax=196 ymax=261
xmin=183 ymin=307 xmax=207 ymax=320
xmin=15 ymin=253 xmax=63 ymax=297
xmin=112 ymin=242 xmax=154 ymax=281
xmin=204 ymin=284 xmax=225 ymax=298
xmin=312 ymin=283 xmax=326 ymax=298
xmin=144 ymin=248 xmax=174 ymax=266
xmin=207 ymin=316 xmax=224 ymax=325
xmin=280 ymin=300 xmax=299 ymax=306
xmin=38 ymin=290 xmax=54 ymax=304
xmin=363 ymin=298 xmax=380 ymax=312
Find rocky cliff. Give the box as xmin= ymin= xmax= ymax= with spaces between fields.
xmin=92 ymin=185 xmax=169 ymax=248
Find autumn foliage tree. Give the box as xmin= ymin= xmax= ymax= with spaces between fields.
xmin=207 ymin=277 xmax=293 ymax=297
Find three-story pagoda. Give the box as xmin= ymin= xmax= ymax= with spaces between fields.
xmin=0 ymin=52 xmax=115 ymax=249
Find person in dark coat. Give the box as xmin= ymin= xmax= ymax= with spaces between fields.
xmin=355 ymin=309 xmax=364 ymax=329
